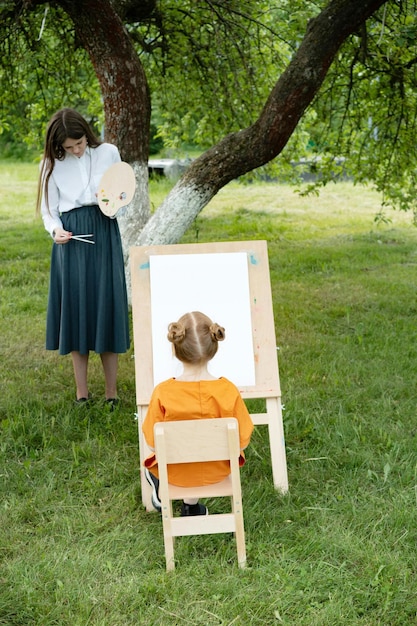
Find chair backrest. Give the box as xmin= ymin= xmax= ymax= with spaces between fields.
xmin=153 ymin=417 xmax=246 ymax=570
xmin=154 ymin=417 xmax=240 ymax=466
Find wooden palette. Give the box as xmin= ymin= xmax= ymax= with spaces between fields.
xmin=98 ymin=162 xmax=136 ymax=217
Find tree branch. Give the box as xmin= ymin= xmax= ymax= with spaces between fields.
xmin=138 ymin=0 xmax=388 ymax=245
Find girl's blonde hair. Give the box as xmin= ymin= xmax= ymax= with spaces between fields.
xmin=167 ymin=311 xmax=225 ymax=364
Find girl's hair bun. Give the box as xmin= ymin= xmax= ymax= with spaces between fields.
xmin=167 ymin=321 xmax=186 ymax=343
xmin=167 ymin=312 xmax=225 ymax=363
xmin=209 ymin=323 xmax=225 ymax=342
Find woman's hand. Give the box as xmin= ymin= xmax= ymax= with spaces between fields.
xmin=53 ymin=228 xmax=72 ymax=244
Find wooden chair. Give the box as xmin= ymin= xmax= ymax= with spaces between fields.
xmin=153 ymin=417 xmax=247 ymax=571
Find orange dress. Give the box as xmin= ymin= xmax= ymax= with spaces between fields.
xmin=142 ymin=377 xmax=254 ymax=487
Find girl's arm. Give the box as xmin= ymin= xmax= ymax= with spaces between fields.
xmin=142 ymin=391 xmax=164 ymax=450
xmin=234 ymin=394 xmax=254 ymax=450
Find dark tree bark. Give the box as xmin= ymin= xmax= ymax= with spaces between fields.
xmin=52 ymin=0 xmax=153 ymax=256
xmin=20 ymin=0 xmax=153 ymax=258
xmin=56 ymin=0 xmax=150 ymax=163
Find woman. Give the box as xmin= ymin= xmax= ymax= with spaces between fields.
xmin=36 ymin=108 xmax=130 ymax=405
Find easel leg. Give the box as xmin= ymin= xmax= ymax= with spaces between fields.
xmin=266 ymin=397 xmax=289 ymax=493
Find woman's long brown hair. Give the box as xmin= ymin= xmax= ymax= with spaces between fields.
xmin=35 ymin=108 xmax=101 ymax=215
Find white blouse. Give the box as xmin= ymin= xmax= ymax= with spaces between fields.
xmin=41 ymin=143 xmax=121 ymax=236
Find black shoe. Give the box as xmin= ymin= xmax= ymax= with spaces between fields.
xmin=181 ymin=502 xmax=208 ymax=516
xmin=145 ymin=468 xmax=161 ymax=512
xmin=74 ymin=395 xmax=92 ymax=406
xmin=105 ymin=398 xmax=120 ymax=411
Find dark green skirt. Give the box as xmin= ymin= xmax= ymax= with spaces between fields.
xmin=46 ymin=205 xmax=130 ymax=356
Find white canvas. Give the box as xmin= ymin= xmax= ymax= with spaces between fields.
xmin=149 ymin=252 xmax=256 ymax=386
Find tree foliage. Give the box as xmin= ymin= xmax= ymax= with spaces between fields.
xmin=309 ymin=1 xmax=417 ymax=216
xmin=133 ymin=1 xmax=292 ymax=148
xmin=2 ymin=0 xmax=417 ymax=223
xmin=0 ymin=4 xmax=101 ymax=154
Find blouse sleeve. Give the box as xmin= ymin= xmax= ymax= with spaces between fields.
xmin=40 ymin=167 xmax=63 ymax=237
xmin=110 ymin=144 xmax=122 ymax=164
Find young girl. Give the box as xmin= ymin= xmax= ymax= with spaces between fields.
xmin=142 ymin=311 xmax=254 ymax=516
xmin=36 ymin=108 xmax=130 ymax=405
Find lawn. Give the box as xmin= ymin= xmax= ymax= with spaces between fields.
xmin=1 ymin=161 xmax=417 ymax=625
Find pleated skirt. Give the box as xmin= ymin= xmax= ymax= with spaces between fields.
xmin=46 ymin=205 xmax=130 ymax=356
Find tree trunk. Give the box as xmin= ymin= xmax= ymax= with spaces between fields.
xmin=55 ymin=0 xmax=152 ymax=252
xmin=137 ymin=0 xmax=387 ymax=246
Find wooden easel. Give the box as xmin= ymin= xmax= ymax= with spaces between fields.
xmin=130 ymin=240 xmax=288 ymax=510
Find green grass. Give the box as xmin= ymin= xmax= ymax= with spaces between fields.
xmin=2 ymin=162 xmax=417 ymax=625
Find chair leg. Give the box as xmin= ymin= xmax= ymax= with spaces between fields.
xmin=232 ymin=496 xmax=246 ymax=568
xmin=163 ymin=528 xmax=175 ymax=571
xmin=236 ymin=532 xmax=247 ymax=569
xmin=163 ymin=500 xmax=176 ymax=571
xmin=165 ymin=544 xmax=175 ymax=572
